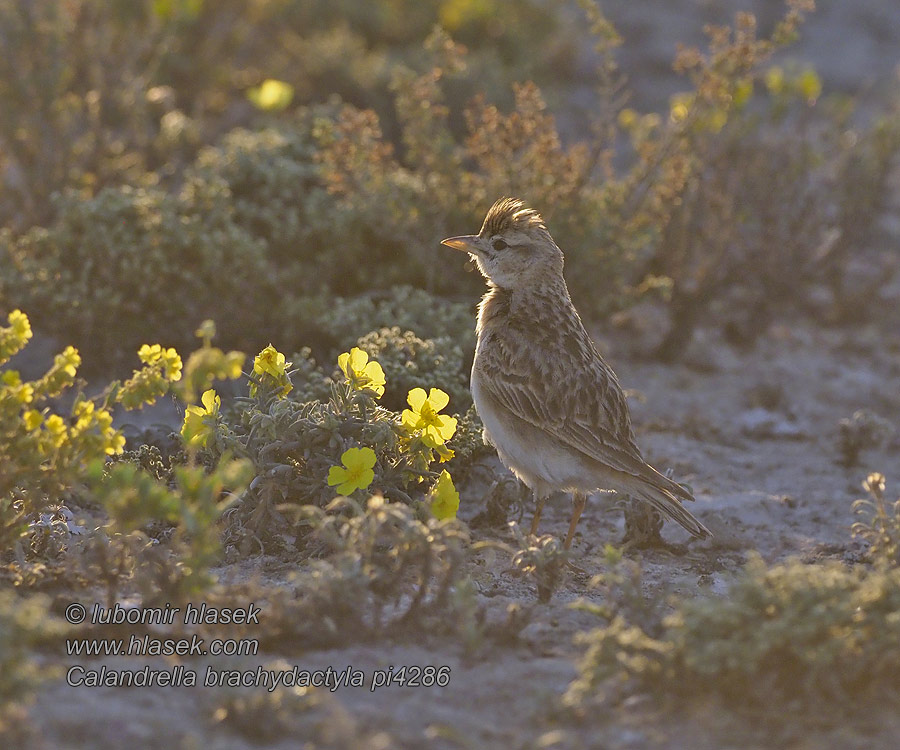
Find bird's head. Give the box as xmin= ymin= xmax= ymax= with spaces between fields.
xmin=441 ymin=197 xmax=563 ymax=290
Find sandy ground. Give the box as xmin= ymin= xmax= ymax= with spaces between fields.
xmin=20 ymin=310 xmax=900 ymax=750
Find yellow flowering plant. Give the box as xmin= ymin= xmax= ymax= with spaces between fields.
xmin=402 ymin=387 xmax=457 ymax=446
xmin=89 ymin=454 xmax=253 ymax=601
xmin=250 ymin=344 xmax=293 ymax=398
xmin=247 ymin=78 xmax=294 ymax=111
xmin=0 ymin=311 xmax=184 ymax=549
xmin=428 ymin=470 xmax=460 ymax=520
xmin=338 ymin=347 xmax=385 ymax=397
xmin=117 ymin=344 xmax=183 ymax=410
xmin=218 ymin=344 xmax=467 ymax=541
xmin=0 ymin=309 xmax=31 ymax=362
xmin=177 ymin=320 xmax=245 ymax=403
xmin=181 ymin=389 xmax=221 ymax=448
xmin=327 ymin=447 xmax=377 ymax=496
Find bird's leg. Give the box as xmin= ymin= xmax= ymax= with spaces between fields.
xmin=564 ymin=492 xmax=587 ymax=550
xmin=529 ymin=493 xmax=547 ymax=536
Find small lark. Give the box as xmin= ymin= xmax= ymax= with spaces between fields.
xmin=442 ymin=197 xmax=710 ymax=549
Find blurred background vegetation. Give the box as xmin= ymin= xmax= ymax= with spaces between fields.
xmin=0 ymin=0 xmax=898 ymax=375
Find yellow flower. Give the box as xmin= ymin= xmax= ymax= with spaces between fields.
xmin=669 ymin=92 xmax=693 ymax=123
xmin=71 ymin=399 xmax=95 ymax=434
xmin=254 ymin=345 xmax=287 ymax=378
xmin=58 ymin=346 xmax=81 ymax=378
xmin=401 ymin=388 xmax=457 ymax=447
xmin=765 ymin=66 xmax=785 ymax=95
xmin=247 ymin=79 xmax=294 ymax=111
xmin=104 ymin=430 xmax=126 ymax=455
xmin=195 ymin=319 xmax=216 ymax=344
xmin=429 ymin=470 xmax=460 ymax=520
xmin=2 ymin=371 xmax=34 ymax=404
xmin=95 ymin=408 xmax=113 ymax=432
xmin=8 ymin=309 xmax=31 ymax=340
xmin=617 ymin=108 xmax=638 ymax=130
xmin=251 ymin=345 xmax=293 ymax=397
xmin=181 ymin=388 xmax=220 ymax=448
xmin=138 ymin=344 xmax=183 ymax=381
xmin=733 ymin=77 xmax=754 ymax=109
xmin=44 ymin=414 xmax=67 ymax=448
xmin=327 ymin=446 xmax=376 ymax=496
xmin=0 ymin=310 xmax=33 ymax=364
xmin=796 ymin=68 xmax=821 ymax=104
xmin=23 ymin=409 xmax=42 ymax=431
xmin=337 ymin=347 xmax=385 ymax=397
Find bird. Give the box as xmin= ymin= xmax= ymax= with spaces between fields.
xmin=441 ymin=197 xmax=710 ymax=549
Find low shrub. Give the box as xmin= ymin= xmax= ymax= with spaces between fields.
xmin=837 ymin=410 xmax=894 ymax=467
xmin=2 ymin=313 xmax=253 ymax=608
xmin=0 ymin=310 xmax=182 ymax=553
xmin=284 ymin=495 xmax=470 ymax=646
xmin=354 ymin=326 xmax=469 ymax=413
xmin=206 ymin=344 xmax=466 ymax=556
xmin=82 ymin=454 xmax=253 ymax=606
xmin=284 ymin=286 xmax=475 ymax=362
xmin=11 ymin=2 xmax=892 ymax=365
xmin=183 ymin=125 xmax=320 ymax=274
xmin=567 ymin=552 xmax=900 ymax=711
xmin=0 ymin=591 xmax=64 ymax=741
xmin=1 ymin=186 xmax=273 ymax=367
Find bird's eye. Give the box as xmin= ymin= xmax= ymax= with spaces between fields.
xmin=491 ymin=238 xmax=508 ymax=251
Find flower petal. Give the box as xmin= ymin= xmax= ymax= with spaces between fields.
xmin=364 ymin=361 xmax=386 ymax=395
xmin=437 ymin=414 xmax=457 ymax=440
xmin=327 ymin=465 xmax=348 ymax=487
xmin=336 ymin=480 xmax=356 ymax=496
xmin=407 ymin=387 xmax=427 ymax=412
xmin=356 ymin=468 xmax=375 ymax=491
xmin=201 ymin=388 xmax=218 ymax=412
xmin=341 ymin=446 xmax=362 ymax=467
xmin=356 ymin=447 xmax=377 ymax=470
xmin=349 ymin=347 xmax=368 ymax=372
xmin=427 ymin=388 xmax=450 ymax=412
xmin=401 ymin=409 xmax=419 ymax=431
xmin=338 ymin=352 xmax=351 ymax=379
xmin=430 ymin=470 xmax=459 ymax=520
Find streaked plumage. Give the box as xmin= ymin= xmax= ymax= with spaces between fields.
xmin=442 ymin=198 xmax=710 ymax=548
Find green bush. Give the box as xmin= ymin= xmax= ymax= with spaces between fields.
xmin=0 ymin=591 xmax=63 ymax=739
xmin=211 ymin=344 xmax=465 ymax=556
xmin=645 ymin=71 xmax=900 ymax=357
xmin=0 ymin=310 xmax=181 ymax=552
xmin=184 ymin=126 xmax=320 ymax=271
xmin=2 ymin=186 xmax=272 ymax=366
xmin=284 ymin=286 xmax=475 ymax=359
xmin=0 ymin=0 xmax=569 ymax=230
xmin=566 ymin=555 xmax=900 ymax=710
xmin=354 ymin=326 xmax=469 ymax=412
xmin=280 ymin=495 xmax=469 ymax=647
xmin=84 ymin=455 xmax=253 ymax=606
xmin=5 ymin=0 xmax=896 ymax=367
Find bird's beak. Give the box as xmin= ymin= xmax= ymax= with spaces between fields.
xmin=441 ymin=235 xmax=480 ymax=253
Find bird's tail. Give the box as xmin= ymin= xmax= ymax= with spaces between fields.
xmin=620 ymin=468 xmax=711 ymax=539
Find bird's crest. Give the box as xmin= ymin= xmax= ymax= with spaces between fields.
xmin=480 ymin=197 xmax=546 ymax=237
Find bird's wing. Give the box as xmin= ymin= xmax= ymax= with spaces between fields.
xmin=475 ymin=339 xmax=652 ymax=480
